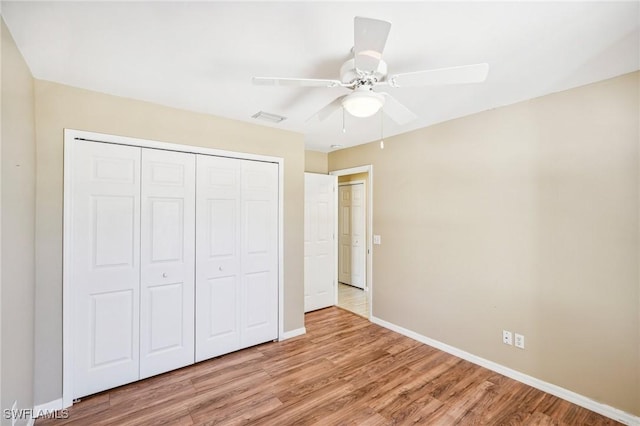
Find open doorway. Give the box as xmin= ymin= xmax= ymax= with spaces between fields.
xmin=330 ymin=166 xmax=373 ymax=319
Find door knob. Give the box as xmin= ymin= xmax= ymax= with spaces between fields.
xmin=219 ymin=266 xmax=223 ymax=271
xmin=162 ymin=272 xmax=167 ymax=278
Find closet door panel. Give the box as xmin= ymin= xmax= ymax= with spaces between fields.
xmin=241 ymin=160 xmax=279 ymax=347
xmin=71 ymin=141 xmax=141 ymax=398
xmin=140 ymin=149 xmax=196 ymax=378
xmin=195 ymin=155 xmax=242 ymax=361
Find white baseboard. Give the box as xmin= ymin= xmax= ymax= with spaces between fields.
xmin=21 ymin=399 xmax=64 ymax=426
xmin=33 ymin=398 xmax=63 ymax=414
xmin=371 ymin=316 xmax=639 ymax=426
xmin=280 ymin=327 xmax=306 ymax=341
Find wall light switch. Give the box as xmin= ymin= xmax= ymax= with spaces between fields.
xmin=515 ymin=333 xmax=525 ymax=349
xmin=373 ymin=235 xmax=381 ymax=245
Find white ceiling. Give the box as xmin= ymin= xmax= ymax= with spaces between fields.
xmin=2 ymin=1 xmax=639 ymax=152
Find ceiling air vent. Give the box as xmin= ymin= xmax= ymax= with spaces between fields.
xmin=251 ymin=111 xmax=287 ymax=123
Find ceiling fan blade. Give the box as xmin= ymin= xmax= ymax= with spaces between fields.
xmin=380 ymin=93 xmax=417 ymax=125
xmin=306 ymin=96 xmax=346 ymax=122
xmin=388 ymin=63 xmax=489 ymax=88
xmin=253 ymin=77 xmax=343 ymax=88
xmin=354 ymin=17 xmax=391 ymax=73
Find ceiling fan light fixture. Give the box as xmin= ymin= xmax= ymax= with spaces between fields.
xmin=341 ymin=90 xmax=385 ymax=118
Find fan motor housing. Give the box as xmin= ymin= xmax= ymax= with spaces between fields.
xmin=340 ymin=58 xmax=388 ymax=86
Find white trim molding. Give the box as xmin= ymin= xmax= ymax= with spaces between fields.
xmin=371 ymin=316 xmax=639 ymax=426
xmin=329 ymin=165 xmax=373 ymax=319
xmin=33 ymin=399 xmax=63 ymax=415
xmin=25 ymin=399 xmax=65 ymax=426
xmin=279 ymin=327 xmax=306 ymax=341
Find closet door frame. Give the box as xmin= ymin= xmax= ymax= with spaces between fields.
xmin=62 ymin=129 xmax=285 ymax=408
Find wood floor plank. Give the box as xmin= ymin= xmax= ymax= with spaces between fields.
xmin=404 ymin=397 xmax=448 ymax=424
xmin=251 ymin=380 xmax=355 ymax=425
xmin=190 ymin=393 xmax=282 ymax=425
xmin=386 ymin=393 xmax=444 ymax=425
xmin=525 ymin=411 xmax=559 ymax=426
xmin=39 ymin=307 xmax=623 ymax=426
xmin=109 ymin=376 xmax=196 ymax=408
xmin=311 ymin=402 xmax=389 ymax=426
xmin=190 ymin=361 xmax=264 ymax=391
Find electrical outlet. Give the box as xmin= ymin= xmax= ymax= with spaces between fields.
xmin=502 ymin=330 xmax=513 ymax=345
xmin=515 ymin=333 xmax=525 ymax=349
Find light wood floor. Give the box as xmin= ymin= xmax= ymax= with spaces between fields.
xmin=39 ymin=308 xmax=621 ymax=425
xmin=338 ymin=282 xmax=369 ymax=318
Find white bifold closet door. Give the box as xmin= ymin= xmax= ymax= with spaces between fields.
xmin=69 ymin=139 xmax=279 ymax=399
xmin=71 ymin=142 xmax=197 ymax=395
xmin=139 ymin=148 xmax=195 ymax=379
xmin=71 ymin=141 xmax=142 ymax=398
xmin=195 ymin=156 xmax=278 ymax=361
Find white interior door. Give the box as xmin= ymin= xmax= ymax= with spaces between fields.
xmin=304 ymin=173 xmax=337 ymax=312
xmin=350 ymin=183 xmax=366 ymax=289
xmin=195 ymin=155 xmax=242 ymax=361
xmin=240 ymin=160 xmax=279 ymax=347
xmin=338 ymin=186 xmax=352 ymax=285
xmin=338 ymin=183 xmax=366 ymax=289
xmin=140 ymin=149 xmax=195 ymax=378
xmin=70 ymin=141 xmax=141 ymax=398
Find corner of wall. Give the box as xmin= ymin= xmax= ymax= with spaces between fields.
xmin=1 ymin=16 xmax=37 ymax=426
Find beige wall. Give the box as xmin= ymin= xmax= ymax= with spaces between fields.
xmin=329 ymin=72 xmax=640 ymax=416
xmin=304 ymin=150 xmax=328 ymax=173
xmin=1 ymin=18 xmax=36 ymax=423
xmin=33 ymin=80 xmax=305 ymax=404
xmin=338 ymin=172 xmax=368 ymax=184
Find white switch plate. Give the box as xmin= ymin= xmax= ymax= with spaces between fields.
xmin=373 ymin=235 xmax=381 ymax=245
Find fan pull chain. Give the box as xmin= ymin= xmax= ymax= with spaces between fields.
xmin=380 ymin=109 xmax=384 ymax=149
xmin=342 ymin=108 xmax=346 ymax=133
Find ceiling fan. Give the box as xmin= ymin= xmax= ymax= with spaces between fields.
xmin=253 ymin=17 xmax=489 ymax=126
